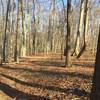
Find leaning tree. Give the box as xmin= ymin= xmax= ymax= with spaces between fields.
xmin=71 ymin=0 xmax=88 ymax=58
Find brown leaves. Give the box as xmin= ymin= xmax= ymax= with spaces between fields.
xmin=0 ymin=51 xmax=94 ymax=100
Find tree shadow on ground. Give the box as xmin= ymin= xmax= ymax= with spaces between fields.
xmin=0 ymin=66 xmax=92 ymax=80
xmin=0 ymin=82 xmax=49 ymax=100
xmin=26 ymin=59 xmax=95 ymax=68
xmin=73 ymin=63 xmax=95 ymax=67
xmin=30 ymin=60 xmax=64 ymax=67
xmin=0 ymin=74 xmax=89 ymax=97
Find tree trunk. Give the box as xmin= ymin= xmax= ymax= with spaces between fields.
xmin=2 ymin=0 xmax=10 ymax=62
xmin=32 ymin=0 xmax=36 ymax=55
xmin=47 ymin=2 xmax=52 ymax=54
xmin=20 ymin=0 xmax=26 ymax=57
xmin=90 ymin=27 xmax=100 ymax=100
xmin=72 ymin=0 xmax=88 ymax=58
xmin=65 ymin=0 xmax=71 ymax=67
xmin=14 ymin=0 xmax=19 ymax=62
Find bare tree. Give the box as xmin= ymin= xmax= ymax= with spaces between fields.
xmin=20 ymin=0 xmax=26 ymax=57
xmin=32 ymin=0 xmax=36 ymax=55
xmin=65 ymin=0 xmax=72 ymax=67
xmin=72 ymin=0 xmax=88 ymax=58
xmin=14 ymin=0 xmax=19 ymax=62
xmin=2 ymin=0 xmax=10 ymax=62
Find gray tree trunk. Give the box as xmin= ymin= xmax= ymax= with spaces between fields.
xmin=2 ymin=0 xmax=10 ymax=62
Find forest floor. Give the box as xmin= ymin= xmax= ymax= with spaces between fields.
xmin=0 ymin=50 xmax=95 ymax=100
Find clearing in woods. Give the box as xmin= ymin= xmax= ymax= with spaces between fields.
xmin=0 ymin=50 xmax=95 ymax=100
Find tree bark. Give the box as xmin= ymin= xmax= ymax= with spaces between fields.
xmin=90 ymin=27 xmax=100 ymax=100
xmin=32 ymin=0 xmax=36 ymax=55
xmin=2 ymin=0 xmax=10 ymax=62
xmin=20 ymin=0 xmax=26 ymax=57
xmin=65 ymin=0 xmax=71 ymax=67
xmin=14 ymin=0 xmax=19 ymax=62
xmin=72 ymin=0 xmax=88 ymax=58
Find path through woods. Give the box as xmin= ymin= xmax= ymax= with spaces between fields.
xmin=0 ymin=50 xmax=95 ymax=100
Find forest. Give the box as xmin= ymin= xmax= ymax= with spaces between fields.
xmin=0 ymin=0 xmax=100 ymax=100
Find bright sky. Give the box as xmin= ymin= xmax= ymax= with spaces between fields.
xmin=0 ymin=0 xmax=99 ymax=19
